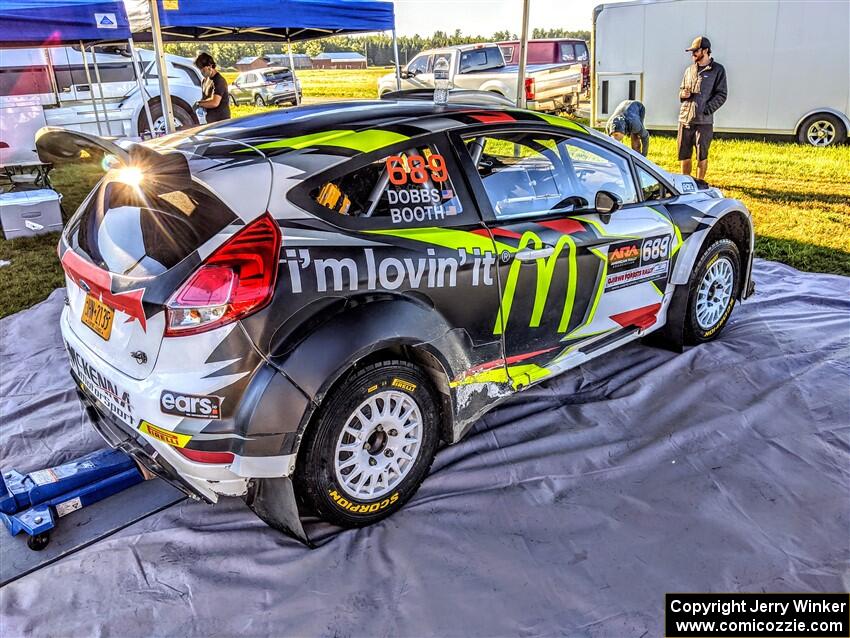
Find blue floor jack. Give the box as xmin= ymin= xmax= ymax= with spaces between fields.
xmin=1 ymin=449 xmax=144 ymax=551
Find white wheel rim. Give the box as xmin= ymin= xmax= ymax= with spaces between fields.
xmin=807 ymin=120 xmax=836 ymax=146
xmin=695 ymin=257 xmax=735 ymax=330
xmin=334 ymin=390 xmax=422 ymax=500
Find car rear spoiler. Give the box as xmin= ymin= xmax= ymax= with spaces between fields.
xmin=35 ymin=127 xmax=192 ymax=192
xmin=381 ymin=88 xmax=515 ymax=108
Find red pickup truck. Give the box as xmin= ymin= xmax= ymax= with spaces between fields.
xmin=498 ymin=39 xmax=589 ymax=93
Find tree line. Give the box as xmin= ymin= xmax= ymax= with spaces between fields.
xmin=162 ymin=28 xmax=590 ymax=69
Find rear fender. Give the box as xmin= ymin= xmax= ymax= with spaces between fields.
xmin=274 ymin=297 xmax=473 ymax=450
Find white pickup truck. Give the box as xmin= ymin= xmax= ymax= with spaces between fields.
xmin=377 ymin=43 xmax=582 ymax=113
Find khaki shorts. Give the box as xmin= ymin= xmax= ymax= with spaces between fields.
xmin=677 ymin=123 xmax=713 ymax=161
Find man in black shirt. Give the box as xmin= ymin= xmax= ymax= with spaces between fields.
xmin=194 ymin=53 xmax=231 ymax=123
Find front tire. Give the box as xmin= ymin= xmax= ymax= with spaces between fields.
xmin=294 ymin=360 xmax=440 ymax=528
xmin=254 ymin=95 xmax=266 ymax=107
xmin=684 ymin=239 xmax=741 ymax=344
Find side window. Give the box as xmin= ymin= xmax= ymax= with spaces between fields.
xmin=500 ymin=46 xmax=514 ymax=63
xmin=174 ymin=63 xmax=202 ymax=87
xmin=245 ymin=73 xmax=257 ymax=84
xmin=563 ymin=137 xmax=638 ymax=205
xmin=428 ymin=53 xmax=452 ymax=73
xmin=462 ymin=131 xmax=581 ymax=220
xmin=407 ymin=55 xmax=430 ymax=75
xmin=0 ymin=67 xmax=52 ymax=96
xmin=559 ymin=43 xmax=576 ymax=63
xmin=309 ymin=142 xmax=465 ymax=227
xmin=575 ymin=43 xmax=589 ymax=62
xmin=637 ymin=166 xmax=674 ymax=201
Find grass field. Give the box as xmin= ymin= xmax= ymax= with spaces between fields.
xmin=1 ymin=78 xmax=847 ymax=317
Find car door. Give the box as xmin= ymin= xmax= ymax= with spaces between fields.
xmin=455 ymin=127 xmax=677 ymax=387
xmin=402 ymin=54 xmax=433 ymax=89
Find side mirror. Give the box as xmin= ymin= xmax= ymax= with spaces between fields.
xmin=595 ymin=189 xmax=621 ymax=214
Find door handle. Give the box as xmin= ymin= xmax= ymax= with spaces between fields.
xmin=516 ymin=247 xmax=555 ymax=262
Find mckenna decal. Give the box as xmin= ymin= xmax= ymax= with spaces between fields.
xmin=329 ymin=489 xmax=399 ymax=514
xmin=282 ymin=247 xmax=498 ymax=293
xmin=66 ymin=342 xmax=134 ymax=424
xmin=160 ymin=390 xmax=222 ymax=420
xmin=605 ymin=261 xmax=669 ymax=292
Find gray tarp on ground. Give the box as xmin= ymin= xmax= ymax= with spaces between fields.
xmin=1 ymin=259 xmax=849 ymax=637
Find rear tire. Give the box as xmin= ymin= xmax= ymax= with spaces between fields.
xmin=137 ymin=101 xmax=196 ymax=138
xmin=254 ymin=95 xmax=266 ymax=106
xmin=683 ymin=239 xmax=741 ymax=344
xmin=294 ymin=360 xmax=440 ymax=528
xmin=797 ymin=113 xmax=846 ymax=147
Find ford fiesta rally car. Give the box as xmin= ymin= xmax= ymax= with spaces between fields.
xmin=37 ymin=94 xmax=754 ymax=543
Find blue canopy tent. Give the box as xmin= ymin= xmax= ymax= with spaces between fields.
xmin=126 ymin=0 xmax=395 ymax=43
xmin=0 ymin=0 xmax=132 ymax=46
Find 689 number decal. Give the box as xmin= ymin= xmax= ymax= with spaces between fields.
xmin=642 ymin=236 xmax=671 ymax=263
xmin=386 ymin=154 xmax=448 ymax=185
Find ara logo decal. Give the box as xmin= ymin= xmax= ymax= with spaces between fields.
xmin=608 ymin=243 xmax=640 ymax=269
xmin=94 ymin=13 xmax=117 ymax=28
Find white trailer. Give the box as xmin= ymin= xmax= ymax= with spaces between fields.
xmin=592 ymin=0 xmax=850 ymax=146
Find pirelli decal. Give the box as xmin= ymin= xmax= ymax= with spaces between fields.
xmin=139 ymin=421 xmax=191 ymax=448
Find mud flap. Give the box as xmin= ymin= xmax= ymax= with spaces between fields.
xmin=243 ymin=477 xmax=313 ymax=548
xmin=642 ymin=284 xmax=688 ymax=353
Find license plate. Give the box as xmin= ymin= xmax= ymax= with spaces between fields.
xmin=81 ymin=295 xmax=114 ymax=341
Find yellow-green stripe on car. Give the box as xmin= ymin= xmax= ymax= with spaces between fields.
xmin=245 ymin=129 xmax=409 ymax=153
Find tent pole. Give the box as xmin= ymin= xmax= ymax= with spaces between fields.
xmin=129 ymin=37 xmax=155 ymax=138
xmin=515 ymin=0 xmax=531 ymax=109
xmin=80 ymin=41 xmax=104 ymax=136
xmin=288 ymin=39 xmax=300 ymax=106
xmin=391 ymin=29 xmax=401 ymax=90
xmin=90 ymin=45 xmax=114 ymax=136
xmin=148 ymin=0 xmax=176 ymax=134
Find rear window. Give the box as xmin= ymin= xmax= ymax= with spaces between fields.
xmin=263 ymin=70 xmax=292 ymax=82
xmin=65 ymin=176 xmax=236 ymax=277
xmin=559 ymin=43 xmax=576 ymax=63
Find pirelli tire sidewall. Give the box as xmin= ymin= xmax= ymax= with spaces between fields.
xmin=295 ymin=360 xmax=440 ymax=527
xmin=684 ymin=238 xmax=741 ymax=344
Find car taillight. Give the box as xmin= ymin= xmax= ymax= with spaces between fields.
xmin=524 ymin=77 xmax=536 ymax=101
xmin=165 ymin=213 xmax=280 ymax=336
xmin=175 ymin=448 xmax=235 ymax=464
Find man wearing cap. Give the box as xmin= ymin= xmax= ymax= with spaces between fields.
xmin=678 ymin=36 xmax=727 ymax=181
xmin=606 ymin=99 xmax=649 ymax=156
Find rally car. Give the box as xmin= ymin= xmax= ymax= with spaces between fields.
xmin=36 ymin=93 xmax=754 ymax=543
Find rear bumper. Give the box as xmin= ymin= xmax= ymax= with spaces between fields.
xmin=72 ymin=373 xmax=218 ymax=503
xmin=266 ymin=91 xmax=301 ymax=105
xmin=60 ymin=305 xmax=305 ymax=500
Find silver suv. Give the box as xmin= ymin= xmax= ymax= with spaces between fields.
xmin=229 ymin=67 xmax=301 ymax=107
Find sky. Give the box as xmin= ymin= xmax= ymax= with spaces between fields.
xmin=391 ymin=0 xmax=600 ymax=37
